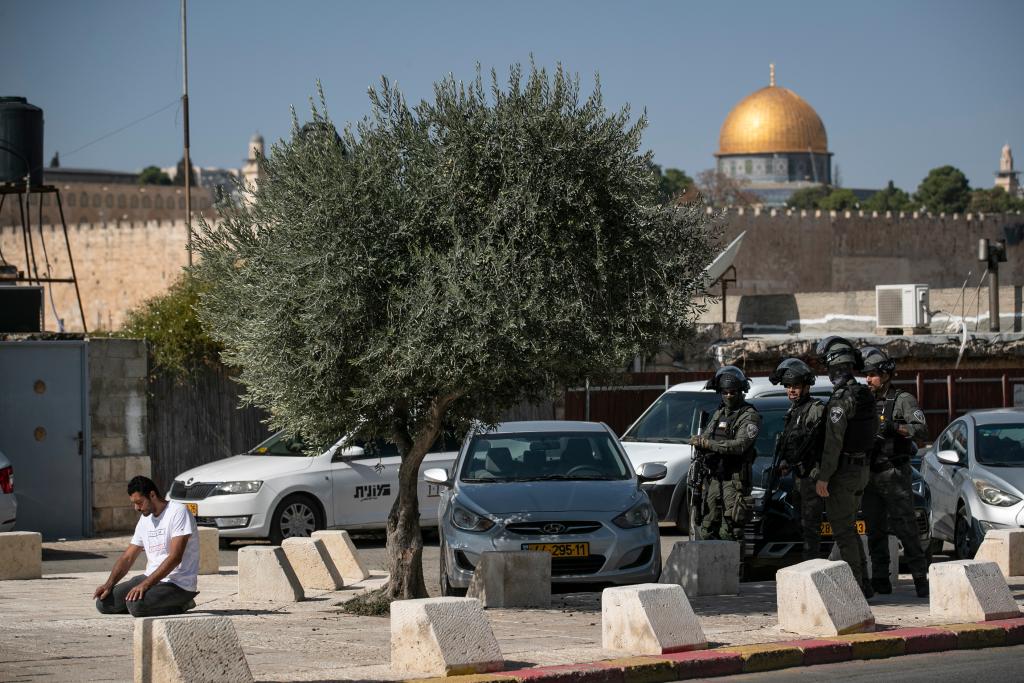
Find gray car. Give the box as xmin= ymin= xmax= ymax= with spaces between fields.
xmin=426 ymin=421 xmax=666 ymax=595
xmin=0 ymin=449 xmax=16 ymax=532
xmin=920 ymin=408 xmax=1024 ymax=558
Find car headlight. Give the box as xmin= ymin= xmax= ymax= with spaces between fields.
xmin=210 ymin=481 xmax=263 ymax=495
xmin=973 ymin=479 xmax=1022 ymax=507
xmin=450 ymin=504 xmax=494 ymax=532
xmin=613 ymin=501 xmax=655 ymax=528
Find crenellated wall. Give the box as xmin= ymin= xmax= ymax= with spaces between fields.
xmin=2 ymin=209 xmax=1022 ymax=333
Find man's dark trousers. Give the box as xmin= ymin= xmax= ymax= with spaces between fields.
xmin=95 ymin=574 xmax=198 ymax=617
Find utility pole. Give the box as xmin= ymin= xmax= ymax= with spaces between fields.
xmin=979 ymin=238 xmax=1008 ymax=332
xmin=181 ymin=0 xmax=192 ymax=268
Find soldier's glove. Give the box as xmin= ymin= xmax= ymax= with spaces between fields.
xmin=776 ymin=460 xmax=791 ymax=476
xmin=878 ymin=421 xmax=896 ymax=437
xmin=689 ymin=435 xmax=709 ymax=450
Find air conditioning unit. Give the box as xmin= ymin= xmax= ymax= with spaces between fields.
xmin=876 ymin=284 xmax=930 ymax=328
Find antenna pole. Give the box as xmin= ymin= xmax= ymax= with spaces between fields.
xmin=181 ymin=0 xmax=193 ymax=268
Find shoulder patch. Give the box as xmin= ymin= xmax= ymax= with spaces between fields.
xmin=829 ymin=406 xmax=845 ymax=424
xmin=745 ymin=423 xmax=759 ymax=439
xmin=913 ymin=409 xmax=925 ymax=422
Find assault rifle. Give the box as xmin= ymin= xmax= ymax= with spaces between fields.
xmin=686 ymin=410 xmax=712 ymax=540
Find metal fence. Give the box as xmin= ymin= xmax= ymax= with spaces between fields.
xmin=565 ymin=369 xmax=1024 ymax=438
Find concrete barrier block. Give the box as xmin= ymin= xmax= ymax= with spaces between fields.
xmin=467 ymin=551 xmax=550 ymax=608
xmin=602 ymin=583 xmax=707 ymax=655
xmin=282 ymin=537 xmax=344 ymax=590
xmin=0 ymin=531 xmax=42 ymax=580
xmin=390 ymin=597 xmax=503 ymax=677
xmin=134 ymin=615 xmax=252 ymax=682
xmin=237 ymin=546 xmax=304 ymax=602
xmin=828 ymin=534 xmax=898 ymax=585
xmin=197 ymin=527 xmax=219 ymax=575
xmin=929 ymin=560 xmax=1020 ymax=622
xmin=975 ymin=529 xmax=1024 ymax=577
xmin=777 ymin=559 xmax=875 ymax=636
xmin=311 ymin=530 xmax=369 ymax=582
xmin=660 ymin=541 xmax=739 ymax=596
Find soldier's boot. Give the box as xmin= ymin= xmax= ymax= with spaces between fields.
xmin=871 ymin=576 xmax=893 ymax=594
xmin=913 ymin=575 xmax=929 ymax=598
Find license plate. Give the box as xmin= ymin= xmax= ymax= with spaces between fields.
xmin=185 ymin=503 xmax=198 ymax=516
xmin=820 ymin=521 xmax=866 ymax=536
xmin=522 ymin=542 xmax=590 ymax=557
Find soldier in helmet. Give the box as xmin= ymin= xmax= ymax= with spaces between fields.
xmin=860 ymin=346 xmax=930 ymax=597
xmin=769 ymin=358 xmax=826 ymax=561
xmin=815 ymin=336 xmax=879 ymax=597
xmin=689 ymin=366 xmax=763 ymax=542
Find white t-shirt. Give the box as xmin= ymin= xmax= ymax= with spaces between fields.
xmin=130 ymin=500 xmax=200 ymax=592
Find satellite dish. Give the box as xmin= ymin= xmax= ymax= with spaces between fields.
xmin=704 ymin=231 xmax=745 ymax=285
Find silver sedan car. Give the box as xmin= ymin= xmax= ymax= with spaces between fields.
xmin=427 ymin=421 xmax=666 ymax=595
xmin=921 ymin=408 xmax=1024 ymax=558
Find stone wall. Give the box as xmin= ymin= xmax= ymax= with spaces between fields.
xmin=2 ymin=210 xmax=1022 ymax=334
xmin=88 ymin=338 xmax=149 ymax=533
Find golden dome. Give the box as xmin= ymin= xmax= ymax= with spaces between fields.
xmin=717 ymin=71 xmax=828 ymax=156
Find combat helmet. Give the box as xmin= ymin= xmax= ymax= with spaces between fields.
xmin=705 ymin=365 xmax=751 ymax=393
xmin=769 ymin=358 xmax=816 ymax=386
xmin=861 ymin=346 xmax=896 ymax=375
xmin=815 ymin=336 xmax=864 ymax=371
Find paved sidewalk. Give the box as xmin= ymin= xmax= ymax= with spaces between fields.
xmin=5 ymin=551 xmax=1023 ymax=682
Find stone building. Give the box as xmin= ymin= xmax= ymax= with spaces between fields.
xmin=716 ymin=65 xmax=832 ymax=206
xmin=995 ymin=144 xmax=1021 ymax=197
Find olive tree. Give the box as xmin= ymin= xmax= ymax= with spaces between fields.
xmin=192 ymin=64 xmax=715 ymax=602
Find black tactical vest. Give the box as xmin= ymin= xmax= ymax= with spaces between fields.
xmin=873 ymin=389 xmax=917 ymax=463
xmin=837 ymin=382 xmax=878 ymax=454
xmin=781 ymin=398 xmax=824 ymax=471
xmin=709 ymin=404 xmax=758 ymax=475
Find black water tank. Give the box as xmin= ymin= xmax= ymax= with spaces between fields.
xmin=0 ymin=97 xmax=44 ymax=187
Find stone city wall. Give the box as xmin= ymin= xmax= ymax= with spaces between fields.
xmin=1 ymin=210 xmax=1022 ymax=333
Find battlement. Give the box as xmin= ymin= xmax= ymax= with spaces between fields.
xmin=0 ymin=218 xmax=195 ymax=236
xmin=707 ymin=206 xmax=1024 ymax=222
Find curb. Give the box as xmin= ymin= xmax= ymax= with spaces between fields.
xmin=408 ymin=616 xmax=1024 ymax=682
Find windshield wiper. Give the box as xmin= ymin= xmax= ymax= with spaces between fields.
xmin=622 ymin=437 xmax=688 ymax=444
xmin=980 ymin=461 xmax=1024 ymax=467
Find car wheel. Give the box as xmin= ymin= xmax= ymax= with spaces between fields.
xmin=439 ymin=545 xmax=466 ymax=597
xmin=269 ymin=494 xmax=322 ymax=545
xmin=953 ymin=504 xmax=977 ymax=559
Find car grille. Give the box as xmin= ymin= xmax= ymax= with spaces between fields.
xmin=552 ymin=555 xmax=606 ymax=575
xmin=505 ymin=521 xmax=602 ymax=535
xmin=170 ymin=481 xmax=217 ymax=500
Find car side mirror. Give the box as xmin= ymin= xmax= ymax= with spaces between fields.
xmin=937 ymin=449 xmax=962 ymax=466
xmin=424 ymin=468 xmax=451 ymax=487
xmin=332 ymin=445 xmax=365 ymax=462
xmin=636 ymin=462 xmax=667 ymax=483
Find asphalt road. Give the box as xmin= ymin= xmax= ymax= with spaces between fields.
xmin=695 ymin=644 xmax=1024 ymax=682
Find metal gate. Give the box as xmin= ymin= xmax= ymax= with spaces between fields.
xmin=0 ymin=341 xmax=90 ymax=539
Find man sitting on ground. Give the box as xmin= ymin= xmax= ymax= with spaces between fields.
xmin=94 ymin=476 xmax=200 ymax=617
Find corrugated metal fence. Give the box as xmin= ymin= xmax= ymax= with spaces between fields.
xmin=565 ymin=369 xmax=1024 ymax=437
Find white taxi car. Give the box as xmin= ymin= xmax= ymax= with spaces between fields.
xmin=168 ymin=432 xmax=459 ymax=543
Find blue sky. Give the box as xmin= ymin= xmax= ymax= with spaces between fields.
xmin=3 ymin=0 xmax=1022 ymax=192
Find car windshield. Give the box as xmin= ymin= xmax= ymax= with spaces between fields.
xmin=460 ymin=431 xmax=631 ymax=482
xmin=974 ymin=423 xmax=1024 ymax=466
xmin=621 ymin=391 xmax=721 ymax=442
xmin=247 ymin=431 xmax=310 ymax=457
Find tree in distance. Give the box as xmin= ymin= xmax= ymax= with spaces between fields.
xmin=817 ymin=188 xmax=859 ymax=211
xmin=138 ymin=165 xmax=172 ymax=185
xmin=192 ymin=64 xmax=716 ymax=603
xmin=862 ymin=180 xmax=916 ymax=213
xmin=786 ymin=184 xmax=830 ymax=210
xmin=968 ymin=186 xmax=1024 ymax=213
xmin=650 ymin=163 xmax=697 ymax=204
xmin=915 ymin=165 xmax=970 ymax=214
xmin=696 ymin=169 xmax=757 ymax=207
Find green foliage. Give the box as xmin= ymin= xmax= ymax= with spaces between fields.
xmin=118 ymin=274 xmax=221 ymax=377
xmin=139 ymin=165 xmax=172 ymax=185
xmin=862 ymin=181 xmax=916 ymax=213
xmin=192 ymin=64 xmax=716 ymax=453
xmin=786 ymin=185 xmax=830 ymax=209
xmin=968 ymin=186 xmax=1024 ymax=213
xmin=915 ymin=165 xmax=970 ymax=213
xmin=650 ymin=163 xmax=695 ymax=204
xmin=818 ymin=188 xmax=859 ymax=211
xmin=696 ymin=169 xmax=757 ymax=207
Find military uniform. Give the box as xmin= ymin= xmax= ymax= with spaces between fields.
xmin=862 ymin=385 xmax=929 ymax=580
xmin=698 ymin=401 xmax=762 ymax=542
xmin=777 ymin=395 xmax=826 ymax=561
xmin=818 ymin=377 xmax=877 ymax=589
